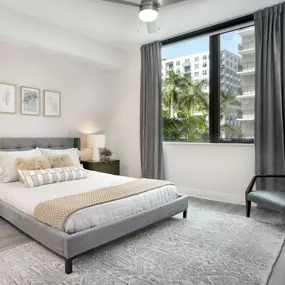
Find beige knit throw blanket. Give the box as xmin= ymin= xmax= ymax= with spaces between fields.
xmin=34 ymin=178 xmax=173 ymax=231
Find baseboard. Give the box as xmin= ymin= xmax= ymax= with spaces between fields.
xmin=177 ymin=186 xmax=246 ymax=205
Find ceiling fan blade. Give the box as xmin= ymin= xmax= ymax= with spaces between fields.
xmin=146 ymin=21 xmax=157 ymax=34
xmin=102 ymin=0 xmax=140 ymax=7
xmin=158 ymin=0 xmax=188 ymax=7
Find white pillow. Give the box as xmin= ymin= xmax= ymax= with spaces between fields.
xmin=1 ymin=149 xmax=42 ymax=183
xmin=18 ymin=167 xmax=87 ymax=188
xmin=39 ymin=148 xmax=81 ymax=168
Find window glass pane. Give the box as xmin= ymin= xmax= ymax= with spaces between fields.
xmin=220 ymin=26 xmax=255 ymax=141
xmin=162 ymin=37 xmax=209 ymax=142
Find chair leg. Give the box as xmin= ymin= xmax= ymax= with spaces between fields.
xmin=183 ymin=209 xmax=188 ymax=219
xmin=65 ymin=258 xmax=73 ymax=274
xmin=246 ymin=200 xmax=251 ymax=218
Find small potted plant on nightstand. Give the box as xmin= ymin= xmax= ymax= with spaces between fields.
xmin=99 ymin=148 xmax=113 ymax=163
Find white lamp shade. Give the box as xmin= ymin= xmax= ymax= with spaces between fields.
xmin=87 ymin=134 xmax=106 ymax=148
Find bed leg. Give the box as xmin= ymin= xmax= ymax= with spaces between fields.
xmin=65 ymin=258 xmax=73 ymax=274
xmin=183 ymin=209 xmax=188 ymax=219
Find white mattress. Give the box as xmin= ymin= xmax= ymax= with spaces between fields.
xmin=0 ymin=170 xmax=179 ymax=233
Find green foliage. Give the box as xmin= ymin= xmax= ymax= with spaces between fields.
xmin=99 ymin=148 xmax=113 ymax=157
xmin=162 ymin=71 xmax=242 ymax=141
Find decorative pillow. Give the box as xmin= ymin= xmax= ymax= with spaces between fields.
xmin=18 ymin=167 xmax=87 ymax=188
xmin=39 ymin=148 xmax=81 ymax=168
xmin=1 ymin=149 xmax=42 ymax=183
xmin=15 ymin=155 xmax=51 ymax=170
xmin=48 ymin=155 xmax=73 ymax=168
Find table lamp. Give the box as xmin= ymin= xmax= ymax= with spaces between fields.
xmin=87 ymin=134 xmax=106 ymax=162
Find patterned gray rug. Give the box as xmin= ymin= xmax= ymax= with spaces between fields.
xmin=0 ymin=209 xmax=284 ymax=285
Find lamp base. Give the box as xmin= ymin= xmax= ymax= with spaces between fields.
xmin=92 ymin=148 xmax=100 ymax=162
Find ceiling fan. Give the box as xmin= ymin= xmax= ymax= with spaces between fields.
xmin=102 ymin=0 xmax=188 ymax=33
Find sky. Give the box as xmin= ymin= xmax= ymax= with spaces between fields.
xmin=162 ymin=31 xmax=242 ymax=59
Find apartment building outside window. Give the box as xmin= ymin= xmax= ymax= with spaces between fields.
xmin=195 ymin=64 xmax=199 ymax=69
xmin=203 ymin=55 xmax=207 ymax=60
xmin=203 ymin=62 xmax=207 ymax=68
xmin=195 ymin=56 xmax=199 ymax=61
xmin=176 ymin=61 xmax=180 ymax=66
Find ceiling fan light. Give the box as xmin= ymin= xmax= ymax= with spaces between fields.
xmin=139 ymin=3 xmax=158 ymax=22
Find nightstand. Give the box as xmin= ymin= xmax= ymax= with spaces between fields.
xmin=81 ymin=160 xmax=120 ymax=175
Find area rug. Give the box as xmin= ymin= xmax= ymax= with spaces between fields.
xmin=0 ymin=209 xmax=284 ymax=285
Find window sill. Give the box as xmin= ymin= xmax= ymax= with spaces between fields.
xmin=163 ymin=141 xmax=254 ymax=147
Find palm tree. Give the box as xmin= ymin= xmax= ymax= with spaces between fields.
xmin=177 ymin=79 xmax=208 ymax=116
xmin=220 ymin=89 xmax=242 ymax=138
xmin=162 ymin=71 xmax=193 ymax=118
xmin=220 ymin=89 xmax=240 ymax=118
xmin=162 ymin=72 xmax=209 ymax=141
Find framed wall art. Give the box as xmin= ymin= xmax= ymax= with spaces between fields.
xmin=44 ymin=90 xmax=61 ymax=117
xmin=0 ymin=82 xmax=17 ymax=114
xmin=20 ymin=86 xmax=40 ymax=116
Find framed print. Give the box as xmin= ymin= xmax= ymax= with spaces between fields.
xmin=44 ymin=90 xmax=61 ymax=117
xmin=0 ymin=82 xmax=17 ymax=114
xmin=20 ymin=86 xmax=40 ymax=116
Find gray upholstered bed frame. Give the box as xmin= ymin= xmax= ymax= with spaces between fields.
xmin=0 ymin=137 xmax=189 ymax=274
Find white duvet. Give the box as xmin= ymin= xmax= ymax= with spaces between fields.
xmin=0 ymin=170 xmax=179 ymax=233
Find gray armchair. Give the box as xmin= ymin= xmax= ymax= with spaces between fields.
xmin=245 ymin=175 xmax=285 ymax=217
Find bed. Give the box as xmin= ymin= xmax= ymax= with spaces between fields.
xmin=0 ymin=137 xmax=189 ymax=274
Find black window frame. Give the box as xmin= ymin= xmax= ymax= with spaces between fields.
xmin=162 ymin=14 xmax=254 ymax=144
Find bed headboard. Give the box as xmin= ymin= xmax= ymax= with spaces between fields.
xmin=0 ymin=137 xmax=80 ymax=151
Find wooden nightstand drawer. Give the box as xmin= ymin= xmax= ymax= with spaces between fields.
xmin=81 ymin=160 xmax=120 ymax=175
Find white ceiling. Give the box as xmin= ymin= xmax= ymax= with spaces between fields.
xmin=0 ymin=0 xmax=282 ymax=52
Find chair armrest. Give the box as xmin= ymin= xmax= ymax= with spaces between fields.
xmin=245 ymin=174 xmax=285 ymax=195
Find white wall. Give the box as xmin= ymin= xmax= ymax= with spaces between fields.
xmin=108 ymin=50 xmax=141 ymax=178
xmin=110 ymin=0 xmax=275 ymax=203
xmin=0 ymin=41 xmax=117 ymax=143
xmin=164 ymin=143 xmax=255 ymax=204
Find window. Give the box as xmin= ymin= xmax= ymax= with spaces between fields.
xmin=166 ymin=62 xmax=174 ymax=70
xmin=161 ymin=15 xmax=254 ymax=143
xmin=162 ymin=36 xmax=210 ymax=142
xmin=184 ymin=66 xmax=191 ymax=73
xmin=176 ymin=68 xmax=181 ymax=73
xmin=220 ymin=27 xmax=255 ymax=141
xmin=176 ymin=61 xmax=180 ymax=66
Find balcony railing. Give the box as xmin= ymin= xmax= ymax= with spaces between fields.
xmin=242 ymin=111 xmax=255 ymax=119
xmin=183 ymin=61 xmax=191 ymax=67
xmin=238 ymin=61 xmax=255 ymax=72
xmin=238 ymin=42 xmax=255 ymax=51
xmin=242 ymin=85 xmax=255 ymax=93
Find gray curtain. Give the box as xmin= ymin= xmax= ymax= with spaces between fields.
xmin=140 ymin=41 xmax=163 ymax=179
xmin=255 ymin=3 xmax=285 ymax=190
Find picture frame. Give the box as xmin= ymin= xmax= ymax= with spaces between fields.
xmin=0 ymin=82 xmax=17 ymax=114
xmin=20 ymin=86 xmax=40 ymax=116
xmin=44 ymin=90 xmax=61 ymax=117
